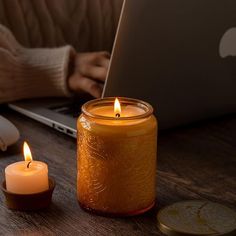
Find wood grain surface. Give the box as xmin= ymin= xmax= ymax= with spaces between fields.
xmin=0 ymin=107 xmax=235 ymax=236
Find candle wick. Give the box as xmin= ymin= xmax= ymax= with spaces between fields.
xmin=116 ymin=113 xmax=120 ymax=118
xmin=27 ymin=161 xmax=32 ymax=168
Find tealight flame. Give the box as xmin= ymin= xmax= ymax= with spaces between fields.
xmin=23 ymin=142 xmax=33 ymax=162
xmin=114 ymin=98 xmax=121 ymax=117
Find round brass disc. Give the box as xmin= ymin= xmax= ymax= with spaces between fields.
xmin=157 ymin=200 xmax=236 ymax=236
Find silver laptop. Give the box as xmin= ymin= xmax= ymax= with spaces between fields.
xmin=9 ymin=0 xmax=236 ymax=137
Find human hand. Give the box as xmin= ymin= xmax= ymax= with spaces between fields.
xmin=68 ymin=51 xmax=110 ymax=98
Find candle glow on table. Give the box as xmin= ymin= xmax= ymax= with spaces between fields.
xmin=77 ymin=97 xmax=157 ymax=216
xmin=5 ymin=142 xmax=49 ymax=194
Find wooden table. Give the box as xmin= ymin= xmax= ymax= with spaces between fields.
xmin=0 ymin=108 xmax=236 ymax=235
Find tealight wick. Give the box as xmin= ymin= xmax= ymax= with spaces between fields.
xmin=116 ymin=113 xmax=120 ymax=118
xmin=27 ymin=161 xmax=32 ymax=169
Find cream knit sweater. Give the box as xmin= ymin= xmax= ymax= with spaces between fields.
xmin=0 ymin=0 xmax=123 ymax=103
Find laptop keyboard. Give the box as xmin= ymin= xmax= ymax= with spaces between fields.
xmin=50 ymin=104 xmax=80 ymax=117
xmin=49 ymin=95 xmax=93 ymax=118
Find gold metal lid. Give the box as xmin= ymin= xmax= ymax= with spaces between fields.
xmin=157 ymin=200 xmax=236 ymax=236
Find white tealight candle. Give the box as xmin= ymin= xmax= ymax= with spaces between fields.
xmin=5 ymin=142 xmax=49 ymax=194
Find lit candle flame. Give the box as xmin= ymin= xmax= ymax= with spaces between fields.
xmin=114 ymin=98 xmax=121 ymax=117
xmin=23 ymin=142 xmax=33 ymax=162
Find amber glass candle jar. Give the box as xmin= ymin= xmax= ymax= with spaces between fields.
xmin=77 ymin=97 xmax=157 ymax=216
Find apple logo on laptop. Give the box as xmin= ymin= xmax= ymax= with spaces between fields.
xmin=219 ymin=28 xmax=236 ymax=58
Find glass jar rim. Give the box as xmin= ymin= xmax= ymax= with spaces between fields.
xmin=81 ymin=97 xmax=154 ymax=121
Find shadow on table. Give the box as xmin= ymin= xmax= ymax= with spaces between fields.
xmin=0 ymin=143 xmax=21 ymax=158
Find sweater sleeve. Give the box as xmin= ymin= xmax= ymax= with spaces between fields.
xmin=0 ymin=24 xmax=75 ymax=104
